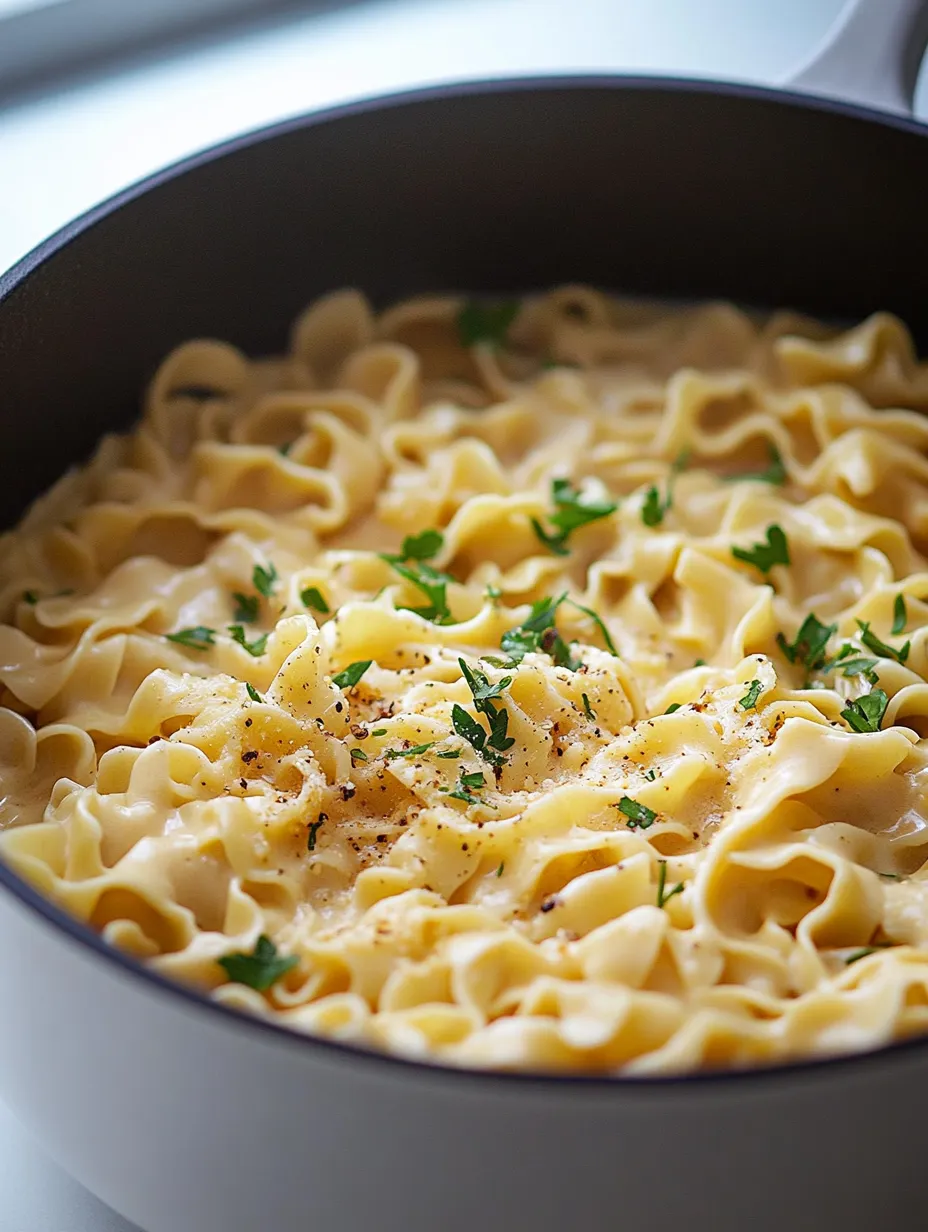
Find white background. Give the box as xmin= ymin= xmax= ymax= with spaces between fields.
xmin=0 ymin=1 xmax=926 ymax=1228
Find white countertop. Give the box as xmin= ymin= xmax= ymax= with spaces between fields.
xmin=0 ymin=1 xmax=924 ymax=1229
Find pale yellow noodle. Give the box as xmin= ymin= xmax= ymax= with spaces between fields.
xmin=3 ymin=286 xmax=928 ymax=1073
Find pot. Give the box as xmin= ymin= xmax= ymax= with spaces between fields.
xmin=1 ymin=2 xmax=928 ymax=1229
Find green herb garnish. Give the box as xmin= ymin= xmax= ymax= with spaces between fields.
xmin=22 ymin=590 xmax=38 ymax=605
xmin=568 ymin=599 xmax=619 ymax=656
xmin=436 ymin=748 xmax=461 ymax=759
xmin=777 ymin=613 xmax=836 ymax=671
xmin=485 ymin=583 xmax=502 ymax=602
xmin=657 ymin=861 xmax=685 ymax=909
xmin=496 ymin=861 xmax=505 ymax=877
xmin=371 ymin=728 xmax=387 ymax=737
xmin=217 ymin=935 xmax=298 ymax=991
xmin=386 ymin=742 xmax=437 ymax=759
xmin=531 ymin=477 xmax=618 ymax=556
xmin=857 ymin=619 xmax=910 ymax=665
xmin=644 ymin=768 xmax=657 ymax=781
xmin=731 ymin=524 xmax=790 ymax=574
xmin=892 ymin=594 xmax=907 ymax=636
xmin=728 ymin=442 xmax=787 ymax=486
xmin=499 ymin=593 xmax=579 ymax=669
xmin=454 ymin=658 xmax=515 ymax=765
xmin=845 ymin=944 xmax=891 ymax=965
xmin=641 ymin=484 xmax=670 ymax=528
xmin=841 ymin=688 xmax=889 ymax=733
xmin=617 ymin=796 xmax=657 ymax=830
xmin=349 ymin=748 xmax=368 ymax=764
xmin=245 ymin=682 xmax=263 ymax=703
xmin=444 ymin=769 xmax=487 ymax=805
xmin=307 ymin=818 xmax=325 ymax=851
xmin=457 ymin=299 xmax=519 ymax=348
xmin=739 ymin=679 xmax=763 ymax=710
xmin=331 ymin=659 xmax=372 ymax=689
xmin=232 ymin=592 xmax=259 ymax=623
xmin=386 ymin=529 xmax=444 ymax=562
xmin=253 ymin=561 xmax=278 ymax=599
xmin=301 ymin=587 xmax=330 ymax=614
xmin=665 ymin=703 xmax=682 ymax=714
xmin=166 ymin=626 xmax=216 ymax=650
xmin=278 ymin=441 xmax=293 ymax=456
xmin=384 ymin=559 xmax=453 ymax=624
xmin=581 ymin=692 xmax=596 ymax=721
xmin=228 ymin=625 xmax=269 ymax=657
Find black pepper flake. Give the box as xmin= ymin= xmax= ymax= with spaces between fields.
xmin=335 ymin=701 xmax=344 ymax=714
xmin=376 ymin=834 xmax=387 ymax=843
xmin=540 ymin=897 xmax=557 ymax=913
xmin=351 ymin=724 xmax=369 ymax=739
xmin=340 ymin=784 xmax=356 ymax=801
xmin=239 ymin=779 xmax=247 ymax=789
xmin=241 ymin=750 xmax=259 ymax=763
xmin=244 ymin=718 xmax=253 ymax=728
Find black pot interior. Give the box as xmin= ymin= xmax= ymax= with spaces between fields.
xmin=1 ymin=78 xmax=927 ymax=530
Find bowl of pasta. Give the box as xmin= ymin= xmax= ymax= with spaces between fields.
xmin=1 ymin=2 xmax=928 ymax=1230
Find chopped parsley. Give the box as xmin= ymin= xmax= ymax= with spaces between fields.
xmin=777 ymin=613 xmax=836 ymax=672
xmin=857 ymin=619 xmax=910 ymax=665
xmin=498 ymin=593 xmax=579 ymax=669
xmin=349 ymin=748 xmax=368 ymax=764
xmin=244 ymin=682 xmax=263 ymax=703
xmin=386 ymin=742 xmax=437 ymax=759
xmin=166 ymin=626 xmax=216 ymax=650
xmin=232 ymin=591 xmax=259 ymax=623
xmin=278 ymin=441 xmax=293 ymax=456
xmin=331 ymin=659 xmax=372 ymax=689
xmin=300 ymin=586 xmax=329 ymax=614
xmin=657 ymin=861 xmax=685 ymax=909
xmin=731 ymin=524 xmax=790 ymax=574
xmin=581 ymin=692 xmax=596 ymax=721
xmin=892 ymin=594 xmax=907 ymax=636
xmin=728 ymin=442 xmax=787 ymax=485
xmin=383 ymin=528 xmax=444 ymax=563
xmin=382 ymin=558 xmax=453 ymax=624
xmin=841 ymin=688 xmax=889 ymax=733
xmin=530 ymin=477 xmax=618 ymax=556
xmin=496 ymin=861 xmax=505 ymax=877
xmin=617 ymin=796 xmax=656 ymax=830
xmin=644 ymin=768 xmax=657 ymax=782
xmin=829 ymin=655 xmax=879 ymax=685
xmin=739 ymin=679 xmax=763 ymax=710
xmin=371 ymin=728 xmax=388 ymax=737
xmin=22 ymin=589 xmax=38 ymax=605
xmin=665 ymin=703 xmax=682 ymax=714
xmin=568 ymin=599 xmax=619 ymax=656
xmin=845 ymin=944 xmax=891 ymax=965
xmin=456 ymin=299 xmax=519 ymax=348
xmin=228 ymin=625 xmax=269 ymax=657
xmin=444 ymin=769 xmax=487 ymax=804
xmin=454 ymin=658 xmax=515 ymax=765
xmin=485 ymin=583 xmax=502 ymax=602
xmin=307 ymin=818 xmax=325 ymax=851
xmin=641 ymin=484 xmax=671 ymax=528
xmin=217 ymin=935 xmax=298 ymax=991
xmin=436 ymin=748 xmax=461 ymax=759
xmin=253 ymin=561 xmax=278 ymax=599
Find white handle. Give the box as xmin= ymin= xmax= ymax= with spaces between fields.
xmin=788 ymin=0 xmax=928 ymax=116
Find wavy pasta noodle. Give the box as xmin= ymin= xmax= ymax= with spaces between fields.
xmin=3 ymin=286 xmax=928 ymax=1073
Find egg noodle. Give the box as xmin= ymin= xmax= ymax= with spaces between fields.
xmin=3 ymin=287 xmax=928 ymax=1073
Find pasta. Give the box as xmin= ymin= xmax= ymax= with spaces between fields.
xmin=3 ymin=285 xmax=928 ymax=1074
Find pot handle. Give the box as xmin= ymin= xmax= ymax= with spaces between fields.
xmin=787 ymin=0 xmax=928 ymax=115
